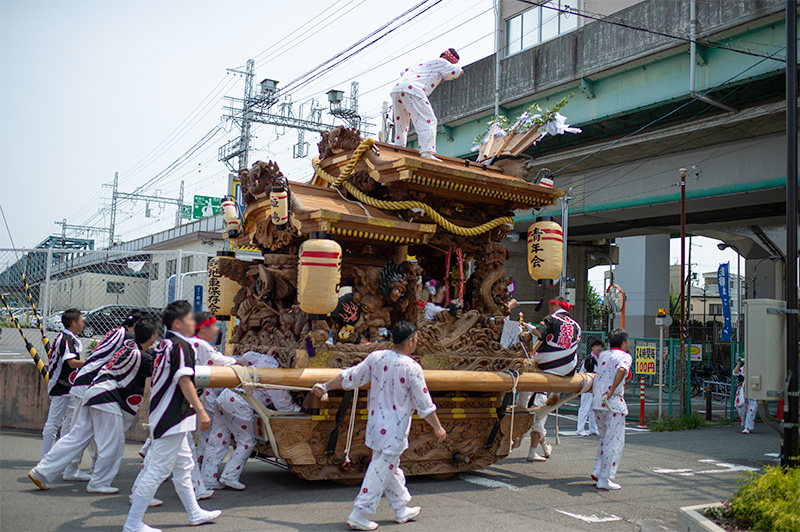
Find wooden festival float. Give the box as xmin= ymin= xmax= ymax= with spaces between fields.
xmin=198 ymin=127 xmax=591 ymax=482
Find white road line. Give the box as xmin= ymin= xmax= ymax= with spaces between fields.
xmin=460 ymin=475 xmax=518 ymax=491
xmin=556 ymin=510 xmax=622 ymax=523
xmin=764 ymin=453 xmax=780 ymax=459
xmin=654 ymin=460 xmax=757 ymax=477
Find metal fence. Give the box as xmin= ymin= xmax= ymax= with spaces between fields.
xmin=0 ymin=248 xmax=217 ymax=339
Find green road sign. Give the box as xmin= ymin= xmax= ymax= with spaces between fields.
xmin=181 ymin=204 xmax=193 ymax=219
xmin=193 ymin=195 xmax=221 ymax=219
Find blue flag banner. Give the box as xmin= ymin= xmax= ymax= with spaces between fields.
xmin=718 ymin=262 xmax=732 ymax=341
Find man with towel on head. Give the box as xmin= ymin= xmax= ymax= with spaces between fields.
xmin=518 ymin=296 xmax=581 ymax=461
xmin=390 ymin=48 xmax=462 ymax=161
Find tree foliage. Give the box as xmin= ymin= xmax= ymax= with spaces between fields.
xmin=587 ymin=285 xmax=604 ymax=316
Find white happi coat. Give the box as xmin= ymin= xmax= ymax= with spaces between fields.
xmin=193 ymin=336 xmax=236 ymax=460
xmin=390 ymin=58 xmax=462 ymax=155
xmin=734 ymin=365 xmax=757 ymax=431
xmin=341 ymin=349 xmax=436 ymax=455
xmin=592 ymin=348 xmax=632 ymax=481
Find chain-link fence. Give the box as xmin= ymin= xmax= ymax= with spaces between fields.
xmin=0 ymin=248 xmax=217 ymax=341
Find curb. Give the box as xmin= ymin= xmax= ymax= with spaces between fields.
xmin=677 ymin=503 xmax=726 ymax=532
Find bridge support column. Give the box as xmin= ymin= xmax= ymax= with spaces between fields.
xmin=746 ymin=257 xmax=783 ymax=299
xmin=613 ymin=235 xmax=670 ymax=338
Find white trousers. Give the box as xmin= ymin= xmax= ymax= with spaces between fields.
xmin=197 ymin=388 xmax=223 ymax=462
xmin=391 ymin=92 xmax=437 ymax=155
xmin=737 ymin=399 xmax=758 ymax=431
xmin=125 ymin=433 xmax=201 ymax=530
xmin=577 ymin=393 xmax=598 ymax=434
xmin=517 ymin=391 xmax=547 ymax=438
xmin=42 ymin=395 xmax=74 ymax=459
xmin=593 ymin=409 xmax=626 ymax=480
xmin=37 ymin=405 xmax=124 ymax=488
xmin=201 ymin=403 xmax=256 ymax=485
xmin=353 ymin=451 xmax=411 ymax=515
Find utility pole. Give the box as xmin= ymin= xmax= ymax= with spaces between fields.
xmin=105 ymin=172 xmax=186 ymax=248
xmin=559 ymin=187 xmax=573 ymax=299
xmin=108 ymin=172 xmax=118 ymax=247
xmin=219 ymin=59 xmax=372 ymax=172
xmin=679 ymin=167 xmax=688 ymax=416
xmin=55 ymin=219 xmax=111 ymax=241
xmin=782 ymin=0 xmax=798 ymax=469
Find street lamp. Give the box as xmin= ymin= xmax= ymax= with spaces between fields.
xmin=751 ymin=255 xmax=781 ymax=298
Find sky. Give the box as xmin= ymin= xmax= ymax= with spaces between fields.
xmin=0 ymin=0 xmax=495 ymax=248
xmin=0 ymin=0 xmax=742 ymax=279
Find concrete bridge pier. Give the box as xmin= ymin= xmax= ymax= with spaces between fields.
xmin=613 ymin=235 xmax=670 ymax=339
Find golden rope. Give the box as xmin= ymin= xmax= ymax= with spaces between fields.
xmin=313 ymin=142 xmax=513 ymax=237
xmin=332 ymin=137 xmax=375 ymax=188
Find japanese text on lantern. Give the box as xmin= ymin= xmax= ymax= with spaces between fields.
xmin=529 ymin=228 xmax=545 ymax=268
xmin=207 ymin=259 xmax=222 ymax=314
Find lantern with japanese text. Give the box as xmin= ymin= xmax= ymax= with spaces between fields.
xmin=527 ymin=220 xmax=563 ymax=285
xmin=220 ymin=196 xmax=241 ymax=238
xmin=297 ymin=236 xmax=342 ymax=318
xmin=207 ymin=251 xmax=238 ymax=317
xmin=270 ymin=184 xmax=289 ymax=229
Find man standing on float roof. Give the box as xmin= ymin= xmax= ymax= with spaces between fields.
xmin=390 ymin=48 xmax=462 ymax=161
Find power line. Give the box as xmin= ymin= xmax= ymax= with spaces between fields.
xmin=551 ymin=44 xmax=786 ymax=175
xmin=518 ymin=0 xmax=787 ymax=62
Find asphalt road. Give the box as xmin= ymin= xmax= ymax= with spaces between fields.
xmin=0 ymin=417 xmax=778 ymax=532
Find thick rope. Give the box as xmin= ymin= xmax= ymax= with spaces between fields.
xmin=507 ymin=371 xmax=519 ymax=455
xmin=343 ymin=387 xmax=359 ymax=466
xmin=312 ymin=157 xmax=514 ymax=236
xmin=332 ymin=138 xmax=375 ymax=188
xmin=528 ymin=374 xmax=595 ymax=445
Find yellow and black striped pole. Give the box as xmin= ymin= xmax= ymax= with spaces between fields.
xmin=17 ymin=271 xmax=51 ymax=354
xmin=0 ymin=293 xmax=49 ymax=382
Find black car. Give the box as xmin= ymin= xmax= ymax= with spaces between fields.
xmin=81 ymin=305 xmax=161 ymax=338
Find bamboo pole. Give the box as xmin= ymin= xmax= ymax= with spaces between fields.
xmin=195 ymin=366 xmax=592 ymax=394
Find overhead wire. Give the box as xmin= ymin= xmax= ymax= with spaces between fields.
xmin=518 ymin=0 xmax=787 ymax=62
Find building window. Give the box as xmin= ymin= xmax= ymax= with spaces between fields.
xmin=78 ymin=279 xmax=82 ymax=289
xmin=709 ymin=304 xmax=723 ymax=315
xmin=181 ymin=256 xmax=192 ymax=274
xmin=107 ymin=281 xmax=125 ymax=294
xmin=505 ymin=1 xmax=580 ymax=56
xmin=166 ymin=259 xmax=176 ymax=278
xmin=151 ymin=263 xmax=159 ymax=281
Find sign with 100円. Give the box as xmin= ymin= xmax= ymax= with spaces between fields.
xmin=635 ymin=345 xmax=656 ymax=375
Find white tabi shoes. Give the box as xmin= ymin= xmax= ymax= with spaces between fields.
xmin=420 ymin=152 xmax=442 ymax=162
xmin=123 ymin=524 xmax=161 ymax=532
xmin=220 ymin=478 xmax=246 ymax=491
xmin=63 ymin=470 xmax=92 ymax=482
xmin=395 ymin=506 xmax=421 ymax=524
xmin=347 ymin=510 xmax=379 ymax=531
xmin=188 ymin=509 xmax=222 ymax=527
xmin=86 ymin=485 xmax=119 ymax=494
xmin=28 ymin=468 xmax=49 ymax=490
xmin=596 ymin=477 xmax=622 ymax=490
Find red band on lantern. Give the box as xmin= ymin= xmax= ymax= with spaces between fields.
xmin=195 ymin=316 xmax=217 ymax=332
xmin=549 ymin=299 xmax=574 ymax=312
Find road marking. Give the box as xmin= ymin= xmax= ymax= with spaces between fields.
xmin=556 ymin=510 xmax=622 ymax=523
xmin=764 ymin=453 xmax=780 ymax=459
xmin=460 ymin=475 xmax=518 ymax=491
xmin=653 ymin=460 xmax=757 ymax=476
